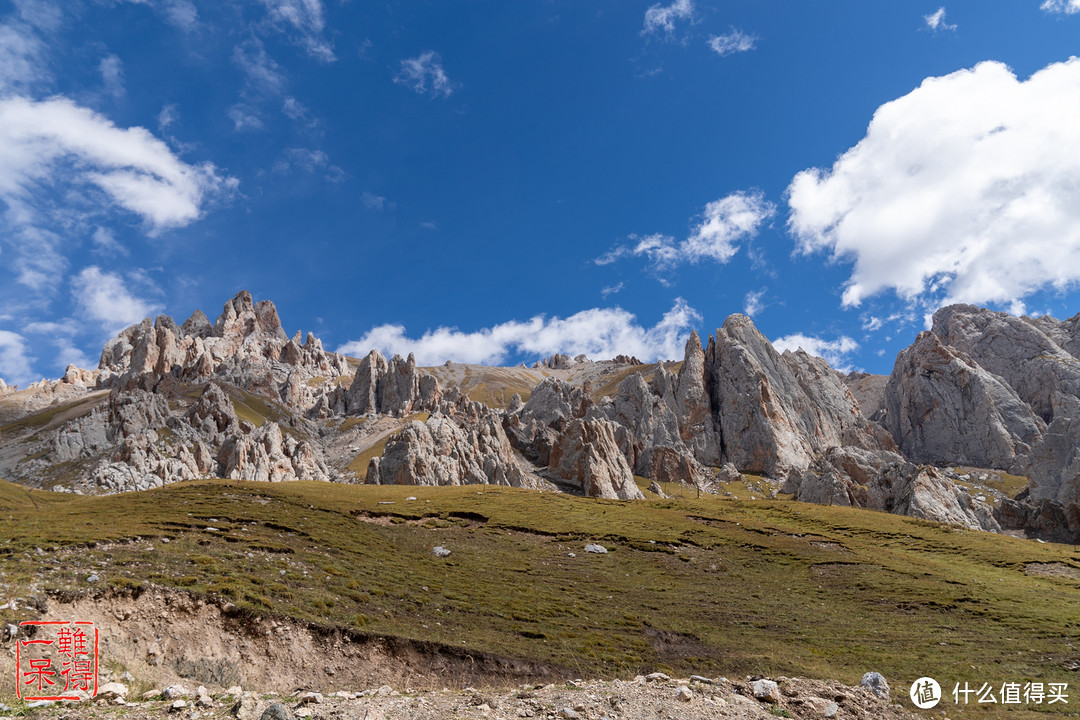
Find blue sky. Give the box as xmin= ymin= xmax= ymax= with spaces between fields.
xmin=2 ymin=0 xmax=1080 ymax=385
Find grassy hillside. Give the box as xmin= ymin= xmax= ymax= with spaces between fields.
xmin=0 ymin=478 xmax=1077 ymax=717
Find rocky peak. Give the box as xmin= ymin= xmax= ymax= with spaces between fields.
xmin=884 ymin=330 xmax=1044 ymax=468
xmin=344 ymin=349 xmax=441 ymax=416
xmin=213 ymin=290 xmax=288 ymax=342
xmin=930 ymin=303 xmax=1080 ymax=421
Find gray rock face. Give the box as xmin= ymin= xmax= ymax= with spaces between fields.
xmin=884 ymin=331 xmax=1045 ymax=468
xmin=593 ymin=372 xmax=685 ymax=476
xmin=704 ymin=315 xmax=888 ymax=477
xmin=674 ymin=331 xmax=723 ymax=466
xmin=547 ymin=418 xmax=644 ymax=500
xmin=98 ymin=291 xmax=351 ymax=415
xmin=932 ymin=304 xmax=1080 ymax=422
xmin=344 ymin=350 xmax=441 ymax=416
xmin=219 ymin=422 xmax=329 ymax=483
xmin=843 ymin=372 xmax=888 ymax=422
xmin=368 ymin=405 xmax=540 ymax=489
xmin=1025 ymin=392 xmax=1080 ymax=504
xmin=786 ymin=446 xmax=1000 ymax=532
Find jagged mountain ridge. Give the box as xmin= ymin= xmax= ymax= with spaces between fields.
xmin=1 ymin=291 xmax=1078 ymax=542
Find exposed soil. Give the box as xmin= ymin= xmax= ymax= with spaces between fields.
xmin=13 ymin=587 xmax=567 ymax=693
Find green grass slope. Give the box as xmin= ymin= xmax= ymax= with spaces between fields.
xmin=0 ymin=479 xmax=1077 ymax=717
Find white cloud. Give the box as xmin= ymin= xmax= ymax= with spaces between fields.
xmin=686 ymin=190 xmax=776 ymax=263
xmin=274 ymin=147 xmax=345 ymax=181
xmin=788 ymin=59 xmax=1080 ymax=311
xmin=0 ymin=19 xmax=48 ymax=93
xmin=122 ymin=0 xmax=199 ymax=31
xmin=1041 ymin=0 xmax=1080 ymax=14
xmin=596 ymin=191 xmax=774 ymax=272
xmin=259 ymin=0 xmax=334 ymax=62
xmin=0 ymin=329 xmax=35 ymax=387
xmin=772 ymin=333 xmax=859 ymax=372
xmin=601 ymin=282 xmax=624 ymax=298
xmin=92 ymin=226 xmax=128 ymax=256
xmin=23 ymin=319 xmax=92 ymax=373
xmin=71 ymin=266 xmax=161 ymax=335
xmin=228 ymin=105 xmax=264 ymax=131
xmin=743 ymin=288 xmax=766 ymax=317
xmin=337 ymin=299 xmax=702 ymax=366
xmin=157 ymin=103 xmax=178 ymax=131
xmin=395 ymin=51 xmax=454 ymax=97
xmin=99 ymin=54 xmax=125 ymax=99
xmin=642 ymin=0 xmax=694 ymax=36
xmin=233 ymin=39 xmax=285 ymax=97
xmin=361 ymin=192 xmax=391 ymax=211
xmin=862 ymin=315 xmax=883 ymax=332
xmin=708 ymin=29 xmax=756 ymax=56
xmin=10 ymin=226 xmax=66 ymax=291
xmin=924 ymin=7 xmax=957 ymax=31
xmin=0 ymin=95 xmax=235 ymax=233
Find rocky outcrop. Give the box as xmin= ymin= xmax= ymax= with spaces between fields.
xmin=98 ymin=291 xmax=351 ymax=414
xmin=674 ymin=331 xmax=723 ymax=466
xmin=884 ymin=331 xmax=1045 ymax=469
xmin=218 ymin=422 xmax=329 ymax=483
xmin=785 ymin=446 xmax=1000 ymax=532
xmin=704 ymin=315 xmax=888 ymax=477
xmin=344 ymin=351 xmax=441 ymax=416
xmin=844 ymin=372 xmax=888 ymax=422
xmin=931 ymin=304 xmax=1080 ymax=422
xmin=1025 ymin=392 xmax=1080 ymax=504
xmin=995 ymin=493 xmax=1080 ymax=544
xmin=368 ymin=410 xmax=540 ymax=489
xmin=547 ymin=418 xmax=644 ymax=500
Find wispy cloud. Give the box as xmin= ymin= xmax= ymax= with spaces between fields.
xmin=71 ymin=266 xmax=162 ymax=336
xmin=0 ymin=329 xmax=35 ymax=387
xmin=642 ymin=0 xmax=695 ymax=36
xmin=924 ymin=7 xmax=957 ymax=31
xmin=743 ymin=288 xmax=766 ymax=317
xmin=338 ymin=299 xmax=701 ymax=366
xmin=707 ymin=29 xmax=756 ymax=56
xmin=1040 ymin=0 xmax=1080 ymax=14
xmin=597 ymin=190 xmax=775 ymax=273
xmin=258 ymin=0 xmax=335 ymax=62
xmin=273 ymin=147 xmax=345 ymax=182
xmin=601 ymin=282 xmax=624 ymax=298
xmin=0 ymin=96 xmax=235 ymax=234
xmin=394 ymin=51 xmax=455 ymax=97
xmin=99 ymin=53 xmax=125 ymax=99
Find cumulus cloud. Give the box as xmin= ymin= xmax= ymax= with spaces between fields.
xmin=1041 ymin=0 xmax=1080 ymax=13
xmin=394 ymin=51 xmax=454 ymax=97
xmin=924 ymin=7 xmax=957 ymax=31
xmin=337 ymin=299 xmax=702 ymax=366
xmin=642 ymin=0 xmax=694 ymax=36
xmin=259 ymin=0 xmax=334 ymax=62
xmin=0 ymin=329 xmax=35 ymax=387
xmin=788 ymin=59 xmax=1080 ymax=311
xmin=708 ymin=29 xmax=756 ymax=56
xmin=772 ymin=333 xmax=859 ymax=372
xmin=598 ymin=190 xmax=774 ymax=272
xmin=0 ymin=96 xmax=235 ymax=233
xmin=71 ymin=266 xmax=161 ymax=335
